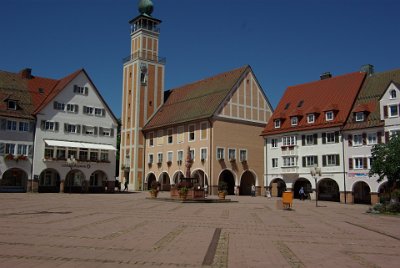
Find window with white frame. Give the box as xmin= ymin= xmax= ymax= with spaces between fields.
xmin=390 ymin=89 xmax=397 ymax=99
xmin=167 ymin=128 xmax=173 ymax=144
xmin=217 ymin=147 xmax=225 ymax=160
xmin=200 ymin=122 xmax=208 ymax=140
xmin=17 ymin=144 xmax=28 ymax=155
xmin=304 ymin=134 xmax=316 ymax=145
xmin=274 ymin=119 xmax=281 ymax=128
xmin=291 ymin=117 xmax=298 ymax=126
xmin=239 ymin=149 xmax=247 ymax=162
xmin=177 ymin=150 xmax=183 ymax=163
xmin=271 ymin=138 xmax=278 ymax=148
xmin=201 ymin=148 xmax=207 ymax=161
xmin=5 ymin=143 xmax=15 ymax=154
xmin=157 ymin=130 xmax=164 ymax=146
xmin=228 ymin=148 xmax=236 ymax=161
xmin=282 ymin=136 xmax=296 ymax=146
xmin=7 ymin=120 xmax=17 ymax=131
xmin=304 ymin=155 xmax=317 ymax=167
xmin=53 ymin=101 xmax=65 ymax=110
xmin=66 ymin=124 xmax=78 ymax=133
xmin=83 ymin=106 xmax=94 ymax=115
xmin=389 ymin=104 xmax=399 ymax=117
xmin=190 ymin=149 xmax=195 ymax=161
xmin=66 ymin=104 xmax=78 ymax=113
xmin=45 ymin=121 xmax=56 ymax=131
xmin=390 ymin=129 xmax=400 ymax=138
xmin=90 ymin=150 xmax=98 ymax=161
xmin=74 ymin=85 xmax=88 ymax=95
xmin=367 ymin=133 xmax=377 ymax=145
xmin=282 ymin=156 xmax=297 ymax=167
xmin=84 ymin=126 xmax=95 ymax=135
xmin=353 ymin=134 xmax=363 ymax=146
xmin=100 ymin=150 xmax=109 ymax=162
xmin=79 ymin=148 xmax=88 ymax=161
xmin=167 ymin=151 xmax=173 ymax=163
xmin=18 ymin=122 xmax=29 ymax=132
xmin=101 ymin=128 xmax=111 ymax=136
xmin=325 ymin=154 xmax=338 ymax=166
xmin=157 ymin=153 xmax=163 ymax=163
xmin=307 ymin=114 xmax=315 ymax=124
xmin=325 ymin=111 xmax=334 ymax=121
xmin=56 ymin=147 xmax=66 ymax=160
xmin=188 ymin=124 xmax=195 ymax=141
xmin=149 ymin=132 xmax=154 ymax=147
xmin=94 ymin=108 xmax=105 ymax=117
xmin=272 ymin=158 xmax=278 ymax=168
xmin=44 ymin=146 xmax=54 ymax=159
xmin=148 ymin=154 xmax=154 ymax=164
xmin=177 ymin=126 xmax=184 ymax=143
xmin=355 ymin=112 xmax=364 ymax=122
xmin=326 ymin=132 xmax=335 ymax=143
xmin=354 ymin=157 xmax=363 ymax=169
xmin=369 ymin=157 xmax=373 ymax=169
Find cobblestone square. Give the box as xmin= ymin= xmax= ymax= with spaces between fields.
xmin=0 ymin=192 xmax=399 ymax=267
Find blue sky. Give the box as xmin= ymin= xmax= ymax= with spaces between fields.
xmin=1 ymin=0 xmax=399 ymax=118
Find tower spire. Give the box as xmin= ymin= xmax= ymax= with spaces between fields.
xmin=138 ymin=0 xmax=154 ymax=16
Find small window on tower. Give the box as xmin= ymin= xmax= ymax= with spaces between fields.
xmin=140 ymin=63 xmax=147 ymax=85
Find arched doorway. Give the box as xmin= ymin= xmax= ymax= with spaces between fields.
xmin=172 ymin=171 xmax=184 ymax=185
xmin=146 ymin=173 xmax=157 ymax=190
xmin=269 ymin=178 xmax=286 ymax=197
xmin=0 ymin=168 xmax=27 ymax=192
xmin=318 ymin=178 xmax=340 ymax=202
xmin=158 ymin=172 xmax=171 ymax=191
xmin=191 ymin=169 xmax=208 ymax=187
xmin=240 ymin=170 xmax=255 ymax=196
xmin=353 ymin=181 xmax=371 ymax=204
xmin=65 ymin=170 xmax=85 ymax=193
xmin=218 ymin=170 xmax=235 ymax=195
xmin=38 ymin=169 xmax=60 ymax=193
xmin=89 ymin=170 xmax=108 ymax=193
xmin=293 ymin=178 xmax=312 ymax=199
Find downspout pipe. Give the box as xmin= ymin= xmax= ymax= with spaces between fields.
xmin=341 ymin=130 xmax=347 ymax=204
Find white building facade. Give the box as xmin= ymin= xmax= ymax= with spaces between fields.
xmin=32 ymin=70 xmax=118 ymax=193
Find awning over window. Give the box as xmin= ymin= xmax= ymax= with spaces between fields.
xmin=44 ymin=140 xmax=116 ymax=150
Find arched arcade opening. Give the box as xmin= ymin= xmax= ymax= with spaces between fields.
xmin=318 ymin=178 xmax=340 ymax=202
xmin=293 ymin=178 xmax=312 ymax=199
xmin=158 ymin=172 xmax=171 ymax=191
xmin=269 ymin=178 xmax=286 ymax=197
xmin=89 ymin=170 xmax=108 ymax=193
xmin=38 ymin=169 xmax=60 ymax=193
xmin=146 ymin=173 xmax=157 ymax=190
xmin=218 ymin=170 xmax=235 ymax=195
xmin=240 ymin=170 xmax=256 ymax=196
xmin=0 ymin=168 xmax=27 ymax=192
xmin=65 ymin=170 xmax=85 ymax=193
xmin=353 ymin=181 xmax=371 ymax=204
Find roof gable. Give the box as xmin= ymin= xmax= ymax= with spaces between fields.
xmin=344 ymin=68 xmax=400 ymax=130
xmin=262 ymin=71 xmax=366 ymax=135
xmin=143 ymin=65 xmax=250 ymax=130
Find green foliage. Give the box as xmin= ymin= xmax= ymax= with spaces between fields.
xmin=369 ymin=134 xmax=400 ymax=188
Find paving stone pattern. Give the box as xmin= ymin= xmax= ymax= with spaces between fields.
xmin=0 ymin=192 xmax=399 ymax=267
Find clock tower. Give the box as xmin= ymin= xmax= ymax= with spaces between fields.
xmin=120 ymin=0 xmax=165 ymax=190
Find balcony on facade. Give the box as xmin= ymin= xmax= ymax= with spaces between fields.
xmin=123 ymin=51 xmax=166 ymax=65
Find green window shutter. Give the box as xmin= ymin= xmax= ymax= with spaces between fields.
xmin=322 ymin=133 xmax=326 ymax=144
xmin=348 ymin=135 xmax=353 ymax=146
xmin=28 ymin=145 xmax=33 ymax=157
xmin=322 ymin=155 xmax=326 ymax=167
xmin=302 ymin=157 xmax=306 ymax=167
xmin=362 ymin=133 xmax=367 ymax=145
xmin=313 ymin=134 xmax=318 ymax=145
xmin=302 ymin=135 xmax=305 ymax=146
xmin=363 ymin=158 xmax=368 ymax=169
xmin=335 ymin=131 xmax=339 ymax=143
xmin=349 ymin=158 xmax=353 ymax=170
xmin=0 ymin=143 xmax=4 ymax=155
xmin=314 ymin=156 xmax=318 ymax=166
xmin=335 ymin=155 xmax=340 ymax=166
xmin=55 ymin=122 xmax=59 ymax=132
xmin=41 ymin=120 xmax=45 ymax=130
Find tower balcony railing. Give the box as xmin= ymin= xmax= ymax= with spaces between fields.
xmin=123 ymin=51 xmax=166 ymax=65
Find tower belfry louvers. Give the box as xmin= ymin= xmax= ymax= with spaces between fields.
xmin=120 ymin=0 xmax=165 ymax=190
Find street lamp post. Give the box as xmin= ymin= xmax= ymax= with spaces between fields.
xmin=66 ymin=156 xmax=77 ymax=194
xmin=310 ymin=166 xmax=321 ymax=207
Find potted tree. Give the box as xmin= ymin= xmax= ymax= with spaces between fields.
xmin=218 ymin=181 xmax=228 ymax=200
xmin=149 ymin=181 xmax=159 ymax=198
xmin=176 ymin=181 xmax=190 ymax=200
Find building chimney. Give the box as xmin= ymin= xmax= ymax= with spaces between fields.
xmin=20 ymin=68 xmax=32 ymax=79
xmin=360 ymin=64 xmax=374 ymax=76
xmin=320 ymin=72 xmax=332 ymax=80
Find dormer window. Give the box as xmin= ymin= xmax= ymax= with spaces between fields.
xmin=355 ymin=112 xmax=364 ymax=122
xmin=390 ymin=89 xmax=397 ymax=99
xmin=7 ymin=100 xmax=17 ymax=110
xmin=307 ymin=114 xmax=315 ymax=124
xmin=325 ymin=111 xmax=334 ymax=121
xmin=274 ymin=119 xmax=281 ymax=128
xmin=291 ymin=117 xmax=298 ymax=126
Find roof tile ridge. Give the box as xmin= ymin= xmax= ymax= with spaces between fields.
xmin=287 ymin=71 xmax=364 ymax=89
xmin=168 ymin=65 xmax=248 ymax=92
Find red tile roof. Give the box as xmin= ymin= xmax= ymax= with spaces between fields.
xmin=143 ymin=65 xmax=250 ymax=130
xmin=261 ymin=72 xmax=366 ymax=136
